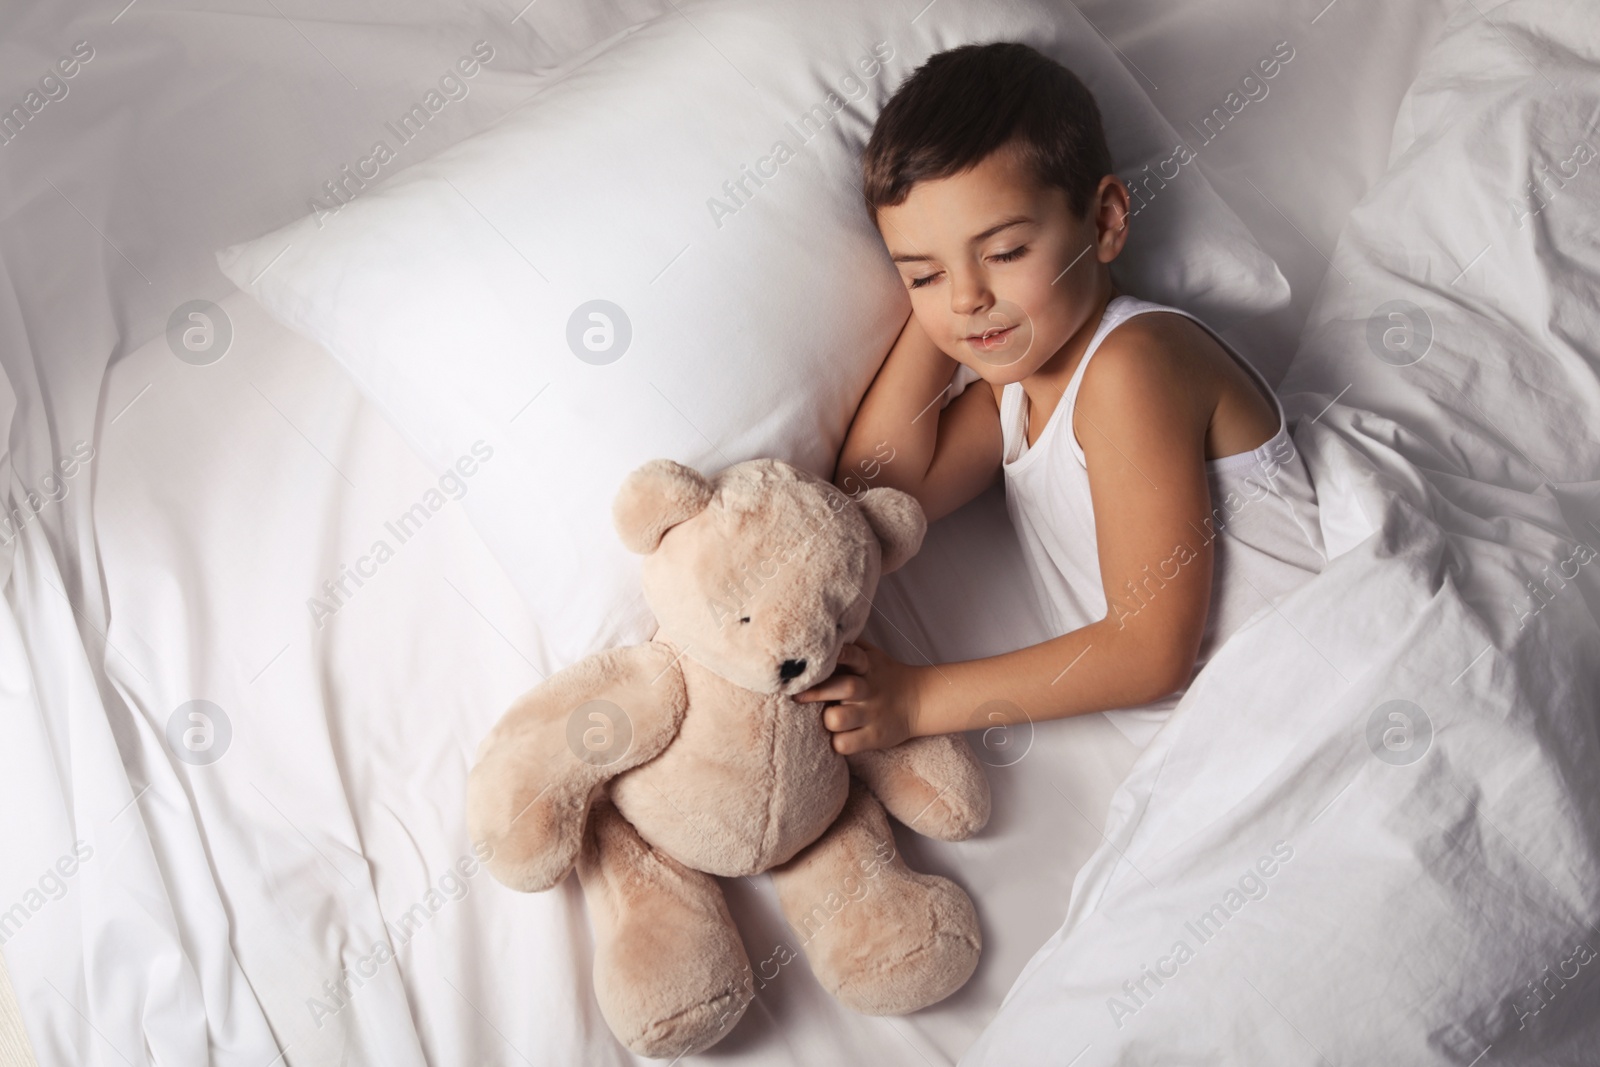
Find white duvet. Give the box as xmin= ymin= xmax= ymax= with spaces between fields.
xmin=963 ymin=0 xmax=1600 ymax=1062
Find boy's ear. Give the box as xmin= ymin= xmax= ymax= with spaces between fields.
xmin=1095 ymin=174 xmax=1132 ymax=262
xmin=612 ymin=459 xmax=713 ymax=554
xmin=855 ymin=486 xmax=926 ymax=574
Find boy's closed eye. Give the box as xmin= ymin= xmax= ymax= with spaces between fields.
xmin=907 ymin=244 xmax=1030 ymax=289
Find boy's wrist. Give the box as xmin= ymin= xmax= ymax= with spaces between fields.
xmin=907 ymin=663 xmax=943 ymax=739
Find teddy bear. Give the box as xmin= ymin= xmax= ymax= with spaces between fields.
xmin=466 ymin=456 xmax=991 ymax=1058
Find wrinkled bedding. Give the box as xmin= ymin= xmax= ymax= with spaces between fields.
xmin=963 ymin=1 xmax=1600 ymax=1062
xmin=0 ymin=0 xmax=1518 ymax=1063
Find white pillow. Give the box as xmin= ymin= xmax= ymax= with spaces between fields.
xmin=217 ymin=0 xmax=1288 ymax=668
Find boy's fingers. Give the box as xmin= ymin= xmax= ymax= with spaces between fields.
xmin=795 ymin=680 xmax=834 ymax=703
xmin=830 ymin=727 xmax=873 ymax=755
xmin=797 ymin=675 xmax=867 ymax=705
xmin=822 ymin=702 xmax=867 ymax=732
xmin=794 ymin=678 xmax=831 ymax=702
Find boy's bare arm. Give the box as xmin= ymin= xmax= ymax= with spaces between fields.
xmin=907 ymin=330 xmax=1214 ymax=738
xmin=803 ymin=327 xmax=1217 ymax=754
xmin=834 ymin=311 xmax=1002 ymax=523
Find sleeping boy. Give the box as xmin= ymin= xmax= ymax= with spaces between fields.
xmin=796 ymin=42 xmax=1325 ymax=751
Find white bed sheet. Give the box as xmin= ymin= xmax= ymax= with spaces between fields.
xmin=81 ymin=289 xmax=1139 ymax=1066
xmin=0 ymin=0 xmax=1457 ymax=1064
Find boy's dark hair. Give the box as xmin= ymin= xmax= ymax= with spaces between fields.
xmin=861 ymin=42 xmax=1113 ymax=220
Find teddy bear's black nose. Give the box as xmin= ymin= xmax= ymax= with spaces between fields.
xmin=778 ymin=658 xmax=807 ymax=681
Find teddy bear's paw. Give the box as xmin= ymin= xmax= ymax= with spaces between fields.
xmin=847 ymin=737 xmax=993 ymax=842
xmin=594 ymin=909 xmax=754 ymax=1058
xmin=467 ymin=641 xmax=692 ymax=893
xmin=608 ymin=978 xmax=753 ymax=1060
xmin=466 ymin=767 xmax=587 ymax=892
xmin=883 ymin=774 xmax=991 ymax=842
xmin=814 ymin=870 xmax=981 ymax=1016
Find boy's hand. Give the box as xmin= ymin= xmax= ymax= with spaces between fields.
xmin=794 ymin=640 xmax=923 ymax=754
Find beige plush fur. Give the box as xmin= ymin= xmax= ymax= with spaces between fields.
xmin=468 ymin=458 xmax=990 ymax=1058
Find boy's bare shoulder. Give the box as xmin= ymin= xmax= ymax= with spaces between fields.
xmin=1100 ymin=310 xmax=1220 ymax=365
xmin=1078 ymin=310 xmax=1211 ymax=404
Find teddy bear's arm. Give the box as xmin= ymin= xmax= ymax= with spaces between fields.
xmin=468 ymin=641 xmax=689 ymax=892
xmin=847 ymin=735 xmax=991 ymax=841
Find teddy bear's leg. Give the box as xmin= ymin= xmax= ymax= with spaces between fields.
xmin=847 ymin=734 xmax=991 ymax=841
xmin=576 ymin=797 xmax=753 ymax=1058
xmin=768 ymin=778 xmax=980 ymax=1015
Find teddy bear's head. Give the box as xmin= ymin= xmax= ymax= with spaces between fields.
xmin=611 ymin=458 xmax=925 ymax=697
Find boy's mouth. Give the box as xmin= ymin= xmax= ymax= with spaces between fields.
xmin=966 ymin=323 xmax=1017 ymax=351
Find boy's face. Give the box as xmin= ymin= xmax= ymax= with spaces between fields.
xmin=875 ymin=142 xmax=1129 ymax=383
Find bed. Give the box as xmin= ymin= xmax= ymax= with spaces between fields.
xmin=3 ymin=0 xmax=1596 ymax=1064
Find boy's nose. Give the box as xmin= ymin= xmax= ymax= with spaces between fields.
xmin=951 ymin=280 xmax=993 ymax=318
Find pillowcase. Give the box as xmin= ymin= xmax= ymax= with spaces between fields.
xmin=217 ymin=0 xmax=1288 ymax=668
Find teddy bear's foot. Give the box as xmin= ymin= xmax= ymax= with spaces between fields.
xmin=577 ymin=798 xmax=753 ymax=1058
xmin=769 ymin=779 xmax=980 ymax=1016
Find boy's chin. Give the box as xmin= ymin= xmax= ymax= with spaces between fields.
xmin=958 ymin=360 xmax=1028 ymax=386
xmin=955 ymin=338 xmax=1037 ymax=377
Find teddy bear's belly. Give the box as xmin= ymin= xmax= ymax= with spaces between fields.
xmin=608 ymin=666 xmax=849 ymax=877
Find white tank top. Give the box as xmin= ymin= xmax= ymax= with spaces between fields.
xmin=988 ymin=294 xmax=1326 ymax=749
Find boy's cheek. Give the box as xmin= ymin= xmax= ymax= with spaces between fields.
xmin=905 ymin=302 xmax=955 ymax=352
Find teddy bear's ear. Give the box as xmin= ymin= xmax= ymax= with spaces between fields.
xmin=855 ymin=486 xmax=927 ymax=574
xmin=612 ymin=458 xmax=714 ymax=554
